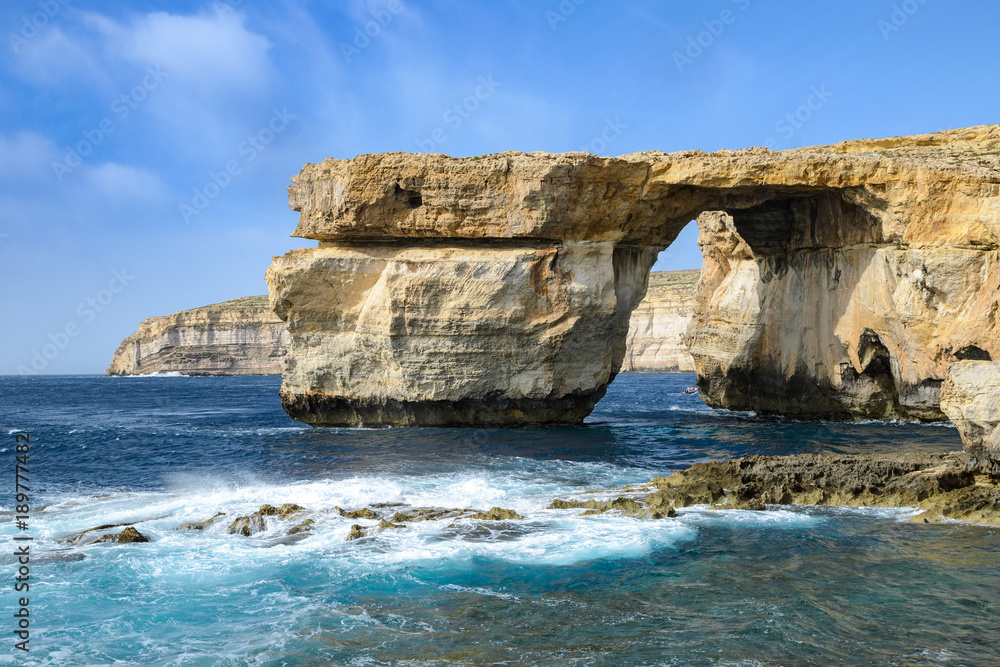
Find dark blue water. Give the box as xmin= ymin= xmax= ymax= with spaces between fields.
xmin=1 ymin=374 xmax=997 ymax=666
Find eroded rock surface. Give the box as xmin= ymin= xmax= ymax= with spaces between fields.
xmin=177 ymin=512 xmax=226 ymax=531
xmin=646 ymin=452 xmax=1000 ymax=525
xmin=107 ymin=271 xmax=698 ymax=377
xmin=268 ymin=242 xmax=656 ymax=425
xmin=96 ymin=527 xmax=151 ymax=544
xmin=941 ymin=361 xmax=1000 ymax=471
xmin=228 ymin=503 xmax=305 ymax=537
xmin=269 ymin=125 xmax=1000 ymax=426
xmin=107 ymin=296 xmax=288 ymax=376
xmin=622 ymin=269 xmax=698 ymax=372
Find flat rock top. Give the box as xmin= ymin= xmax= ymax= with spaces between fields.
xmin=288 ymin=125 xmax=1000 ymax=244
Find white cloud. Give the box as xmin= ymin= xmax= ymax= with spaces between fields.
xmin=88 ymin=10 xmax=274 ymax=98
xmin=10 ymin=26 xmax=107 ymax=88
xmin=82 ymin=162 xmax=168 ymax=204
xmin=0 ymin=131 xmax=58 ymax=180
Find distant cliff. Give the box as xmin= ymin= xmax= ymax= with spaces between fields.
xmin=622 ymin=269 xmax=698 ymax=372
xmin=106 ymin=273 xmax=697 ymax=376
xmin=106 ymin=296 xmax=288 ymax=376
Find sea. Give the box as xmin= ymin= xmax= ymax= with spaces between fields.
xmin=1 ymin=373 xmax=998 ymax=666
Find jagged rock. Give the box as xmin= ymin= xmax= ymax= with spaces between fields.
xmin=228 ymin=515 xmax=266 ymax=537
xmin=63 ymin=516 xmax=168 ymax=544
xmin=267 ymin=125 xmax=1000 ymax=429
xmin=229 ymin=504 xmax=306 ymax=536
xmin=64 ymin=521 xmax=136 ymax=544
xmin=177 ymin=512 xmax=226 ymax=531
xmin=940 ymin=361 xmax=1000 ymax=472
xmin=106 ymin=296 xmax=288 ymax=376
xmin=711 ymin=497 xmax=766 ymax=511
xmin=389 ymin=508 xmax=474 ymax=523
xmin=97 ymin=527 xmax=150 ymax=543
xmin=258 ymin=503 xmax=305 ymax=519
xmin=377 ymin=518 xmax=404 ymax=531
xmin=288 ymin=519 xmax=314 ymax=535
xmin=346 ymin=524 xmax=366 ymax=541
xmin=647 ymin=452 xmax=1000 ymax=525
xmin=468 ymin=507 xmax=523 ymax=521
xmin=547 ymin=496 xmax=675 ymax=518
xmin=339 ymin=507 xmax=377 ymax=520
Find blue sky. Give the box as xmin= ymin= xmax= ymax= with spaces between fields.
xmin=1 ymin=0 xmax=998 ymax=374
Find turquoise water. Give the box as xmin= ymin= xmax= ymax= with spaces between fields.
xmin=1 ymin=374 xmax=997 ymax=666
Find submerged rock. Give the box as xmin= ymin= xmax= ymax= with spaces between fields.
xmin=229 ymin=504 xmax=307 ymax=536
xmin=648 ymin=451 xmax=1000 ymax=525
xmin=288 ymin=519 xmax=315 ymax=535
xmin=259 ymin=503 xmax=305 ymax=519
xmin=389 ymin=508 xmax=475 ymax=523
xmin=177 ymin=512 xmax=226 ymax=531
xmin=468 ymin=507 xmax=523 ymax=521
xmin=377 ymin=519 xmax=404 ymax=531
xmin=547 ymin=496 xmax=675 ymax=518
xmin=97 ymin=527 xmax=150 ymax=544
xmin=63 ymin=516 xmax=168 ymax=544
xmin=228 ymin=515 xmax=267 ymax=537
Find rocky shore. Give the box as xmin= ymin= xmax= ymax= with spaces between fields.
xmin=67 ymin=447 xmax=1000 ymax=547
xmin=644 ymin=451 xmax=1000 ymax=525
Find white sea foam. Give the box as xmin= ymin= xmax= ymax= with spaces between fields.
xmin=676 ymin=506 xmax=823 ymax=527
xmin=6 ymin=469 xmax=700 ymax=577
xmin=120 ymin=371 xmax=191 ymax=378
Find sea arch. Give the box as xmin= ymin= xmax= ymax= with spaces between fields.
xmin=267 ymin=128 xmax=1000 ymax=426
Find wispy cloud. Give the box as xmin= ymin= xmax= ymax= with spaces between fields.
xmin=86 ymin=10 xmax=274 ymax=96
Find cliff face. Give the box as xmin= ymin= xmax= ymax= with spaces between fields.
xmin=269 ymin=125 xmax=1000 ymax=430
xmin=106 ymin=297 xmax=288 ymax=376
xmin=687 ymin=128 xmax=1000 ymax=420
xmin=621 ymin=269 xmax=698 ymax=372
xmin=105 ymin=273 xmax=699 ymax=378
xmin=941 ymin=361 xmax=1000 ymax=472
xmin=269 ymin=242 xmax=657 ymax=425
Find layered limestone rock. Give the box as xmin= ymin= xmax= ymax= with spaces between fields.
xmin=621 ymin=269 xmax=698 ymax=372
xmin=104 ymin=271 xmax=699 ymax=377
xmin=941 ymin=361 xmax=1000 ymax=471
xmin=268 ymin=242 xmax=657 ymax=425
xmin=106 ymin=297 xmax=288 ymax=376
xmin=270 ymin=125 xmax=1000 ymax=427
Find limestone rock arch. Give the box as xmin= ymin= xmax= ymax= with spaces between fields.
xmin=267 ymin=126 xmax=1000 ymax=426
